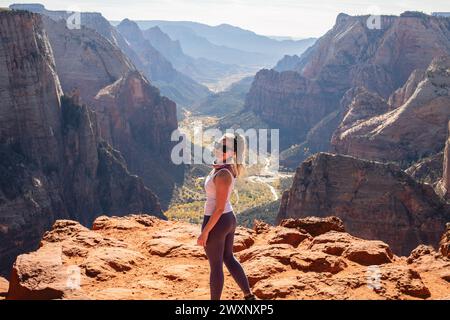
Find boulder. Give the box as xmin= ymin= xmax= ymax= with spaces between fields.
xmin=439 ymin=223 xmax=450 ymax=258
xmin=242 ymin=257 xmax=288 ymax=286
xmin=236 ymin=244 xmax=296 ymax=265
xmin=81 ymin=247 xmax=145 ymax=281
xmin=267 ymin=227 xmax=310 ymax=247
xmin=279 ymin=216 xmax=345 ymax=237
xmin=290 ymin=251 xmax=347 ymax=274
xmin=309 ymin=231 xmax=394 ymax=265
xmin=0 ymin=277 xmax=8 ymax=299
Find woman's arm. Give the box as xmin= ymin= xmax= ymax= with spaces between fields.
xmin=198 ymin=170 xmax=232 ymax=244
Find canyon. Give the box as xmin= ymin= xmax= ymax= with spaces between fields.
xmin=0 ymin=5 xmax=449 ymax=301
xmin=244 ymin=12 xmax=450 ymax=166
xmin=0 ymin=10 xmax=166 ymax=274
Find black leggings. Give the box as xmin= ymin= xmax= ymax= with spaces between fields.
xmin=201 ymin=211 xmax=252 ymax=300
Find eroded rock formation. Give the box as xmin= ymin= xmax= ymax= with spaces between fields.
xmin=277 ymin=153 xmax=450 ymax=255
xmin=332 ymin=56 xmax=450 ymax=163
xmin=5 ymin=215 xmax=450 ymax=300
xmin=0 ymin=11 xmax=163 ymax=274
xmin=245 ymin=12 xmax=450 ymax=163
xmin=93 ymin=71 xmax=182 ymax=202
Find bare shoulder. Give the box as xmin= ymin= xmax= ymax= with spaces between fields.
xmin=214 ymin=170 xmax=232 ymax=185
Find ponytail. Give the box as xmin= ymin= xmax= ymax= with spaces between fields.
xmin=233 ymin=133 xmax=246 ymax=178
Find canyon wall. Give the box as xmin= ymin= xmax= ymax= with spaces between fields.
xmin=277 ymin=153 xmax=450 ymax=255
xmin=0 ymin=11 xmax=163 ymax=274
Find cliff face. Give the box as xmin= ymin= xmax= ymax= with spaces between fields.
xmin=437 ymin=121 xmax=450 ymax=199
xmin=332 ymin=56 xmax=450 ymax=163
xmin=23 ymin=11 xmax=182 ymax=207
xmin=277 ymin=153 xmax=450 ymax=255
xmin=0 ymin=10 xmax=63 ymax=168
xmin=5 ymin=215 xmax=450 ymax=300
xmin=298 ymin=14 xmax=450 ymax=96
xmin=42 ymin=17 xmax=135 ymax=104
xmin=443 ymin=123 xmax=450 ymax=198
xmin=0 ymin=11 xmax=163 ymax=274
xmin=116 ymin=19 xmax=210 ymax=107
xmin=245 ymin=13 xmax=450 ymax=161
xmin=245 ymin=69 xmax=341 ymax=149
xmin=10 ymin=4 xmax=209 ymax=108
xmin=93 ymin=71 xmax=183 ymax=204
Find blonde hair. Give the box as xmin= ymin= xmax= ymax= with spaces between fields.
xmin=221 ymin=132 xmax=246 ymax=178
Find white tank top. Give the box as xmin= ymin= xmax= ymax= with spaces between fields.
xmin=204 ymin=167 xmax=236 ymax=216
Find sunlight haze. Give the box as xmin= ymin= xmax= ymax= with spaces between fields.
xmin=1 ymin=0 xmax=449 ymax=38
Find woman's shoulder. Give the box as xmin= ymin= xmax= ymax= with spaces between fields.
xmin=214 ymin=167 xmax=235 ymax=181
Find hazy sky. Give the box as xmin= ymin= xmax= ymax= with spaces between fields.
xmin=2 ymin=1 xmax=450 ymax=38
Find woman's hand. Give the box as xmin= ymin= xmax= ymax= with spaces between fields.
xmin=197 ymin=230 xmax=209 ymax=247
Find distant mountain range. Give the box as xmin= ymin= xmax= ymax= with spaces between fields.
xmin=110 ymin=20 xmax=316 ymax=68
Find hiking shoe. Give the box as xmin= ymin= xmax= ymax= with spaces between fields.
xmin=244 ymin=293 xmax=257 ymax=300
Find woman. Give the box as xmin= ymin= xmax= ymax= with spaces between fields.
xmin=197 ymin=132 xmax=256 ymax=300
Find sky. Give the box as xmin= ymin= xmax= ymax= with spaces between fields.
xmin=1 ymin=1 xmax=450 ymax=38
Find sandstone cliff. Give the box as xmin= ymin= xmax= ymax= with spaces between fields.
xmin=42 ymin=16 xmax=135 ymax=105
xmin=436 ymin=121 xmax=450 ymax=199
xmin=10 ymin=4 xmax=210 ymax=108
xmin=406 ymin=152 xmax=444 ymax=187
xmin=277 ymin=153 xmax=450 ymax=255
xmin=332 ymin=56 xmax=450 ymax=164
xmin=15 ymin=10 xmax=184 ymax=207
xmin=93 ymin=71 xmax=183 ymax=204
xmin=0 ymin=11 xmax=163 ymax=274
xmin=245 ymin=69 xmax=341 ymax=150
xmin=245 ymin=12 xmax=450 ymax=164
xmin=5 ymin=215 xmax=450 ymax=300
xmin=116 ymin=19 xmax=210 ymax=107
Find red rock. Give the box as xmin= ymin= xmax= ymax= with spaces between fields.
xmin=167 ymin=244 xmax=207 ymax=259
xmin=81 ymin=247 xmax=145 ymax=280
xmin=0 ymin=277 xmax=8 ymax=299
xmin=92 ymin=70 xmax=179 ymax=205
xmin=233 ymin=227 xmax=255 ymax=252
xmin=246 ymin=13 xmax=450 ymax=162
xmin=160 ymin=264 xmax=197 ymax=281
xmin=253 ymin=220 xmax=271 ymax=234
xmin=5 ymin=215 xmax=450 ymax=300
xmin=278 ymin=152 xmax=449 ymax=255
xmin=252 ymin=276 xmax=299 ymax=299
xmin=92 ymin=215 xmax=158 ymax=231
xmin=380 ymin=266 xmax=431 ymax=299
xmin=439 ymin=223 xmax=450 ymax=258
xmin=407 ymin=245 xmax=437 ymax=264
xmin=308 ymin=231 xmax=356 ymax=256
xmin=440 ymin=122 xmax=450 ymax=199
xmin=342 ymin=241 xmax=394 ymax=266
xmin=279 ymin=216 xmax=345 ymax=237
xmin=267 ymin=227 xmax=310 ymax=247
xmin=236 ymin=244 xmax=296 ymax=265
xmin=0 ymin=11 xmax=164 ymax=274
xmin=333 ymin=57 xmax=450 ymax=163
xmin=308 ymin=231 xmax=394 ymax=266
xmin=290 ymin=251 xmax=347 ymax=274
xmin=8 ymin=244 xmax=69 ymax=300
xmin=243 ymin=256 xmax=288 ymax=286
xmin=143 ymin=238 xmax=182 ymax=257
